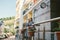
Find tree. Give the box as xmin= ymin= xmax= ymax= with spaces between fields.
xmin=4 ymin=28 xmax=9 ymax=33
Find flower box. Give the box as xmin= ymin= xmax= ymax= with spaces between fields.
xmin=28 ymin=31 xmax=34 ymax=36
xmin=56 ymin=32 xmax=60 ymax=40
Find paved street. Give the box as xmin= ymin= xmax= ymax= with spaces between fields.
xmin=3 ymin=36 xmax=15 ymax=40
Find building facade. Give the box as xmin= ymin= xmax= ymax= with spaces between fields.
xmin=16 ymin=0 xmax=51 ymax=40
xmin=16 ymin=0 xmax=60 ymax=40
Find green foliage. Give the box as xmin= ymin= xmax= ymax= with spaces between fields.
xmin=4 ymin=28 xmax=9 ymax=33
xmin=11 ymin=31 xmax=15 ymax=35
xmin=0 ymin=16 xmax=15 ymax=21
xmin=28 ymin=27 xmax=36 ymax=32
xmin=9 ymin=27 xmax=15 ymax=35
xmin=53 ymin=21 xmax=60 ymax=32
xmin=53 ymin=28 xmax=60 ymax=32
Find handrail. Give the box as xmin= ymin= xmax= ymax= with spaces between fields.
xmin=33 ymin=17 xmax=60 ymax=40
xmin=33 ymin=17 xmax=60 ymax=25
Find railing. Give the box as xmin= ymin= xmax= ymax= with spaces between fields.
xmin=33 ymin=17 xmax=60 ymax=25
xmin=21 ymin=17 xmax=60 ymax=40
xmin=33 ymin=17 xmax=60 ymax=40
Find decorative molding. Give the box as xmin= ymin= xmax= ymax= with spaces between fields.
xmin=40 ymin=2 xmax=47 ymax=9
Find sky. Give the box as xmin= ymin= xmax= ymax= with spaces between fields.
xmin=0 ymin=0 xmax=16 ymax=18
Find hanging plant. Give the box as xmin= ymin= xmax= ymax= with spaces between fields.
xmin=53 ymin=20 xmax=60 ymax=32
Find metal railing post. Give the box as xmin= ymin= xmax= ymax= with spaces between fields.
xmin=36 ymin=24 xmax=40 ymax=40
xmin=43 ymin=26 xmax=45 ymax=40
xmin=26 ymin=28 xmax=28 ymax=40
xmin=38 ymin=27 xmax=40 ymax=40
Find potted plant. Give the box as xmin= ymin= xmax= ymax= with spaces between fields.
xmin=53 ymin=20 xmax=60 ymax=40
xmin=28 ymin=29 xmax=34 ymax=36
xmin=53 ymin=28 xmax=60 ymax=40
xmin=56 ymin=20 xmax=60 ymax=40
xmin=28 ymin=26 xmax=36 ymax=36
